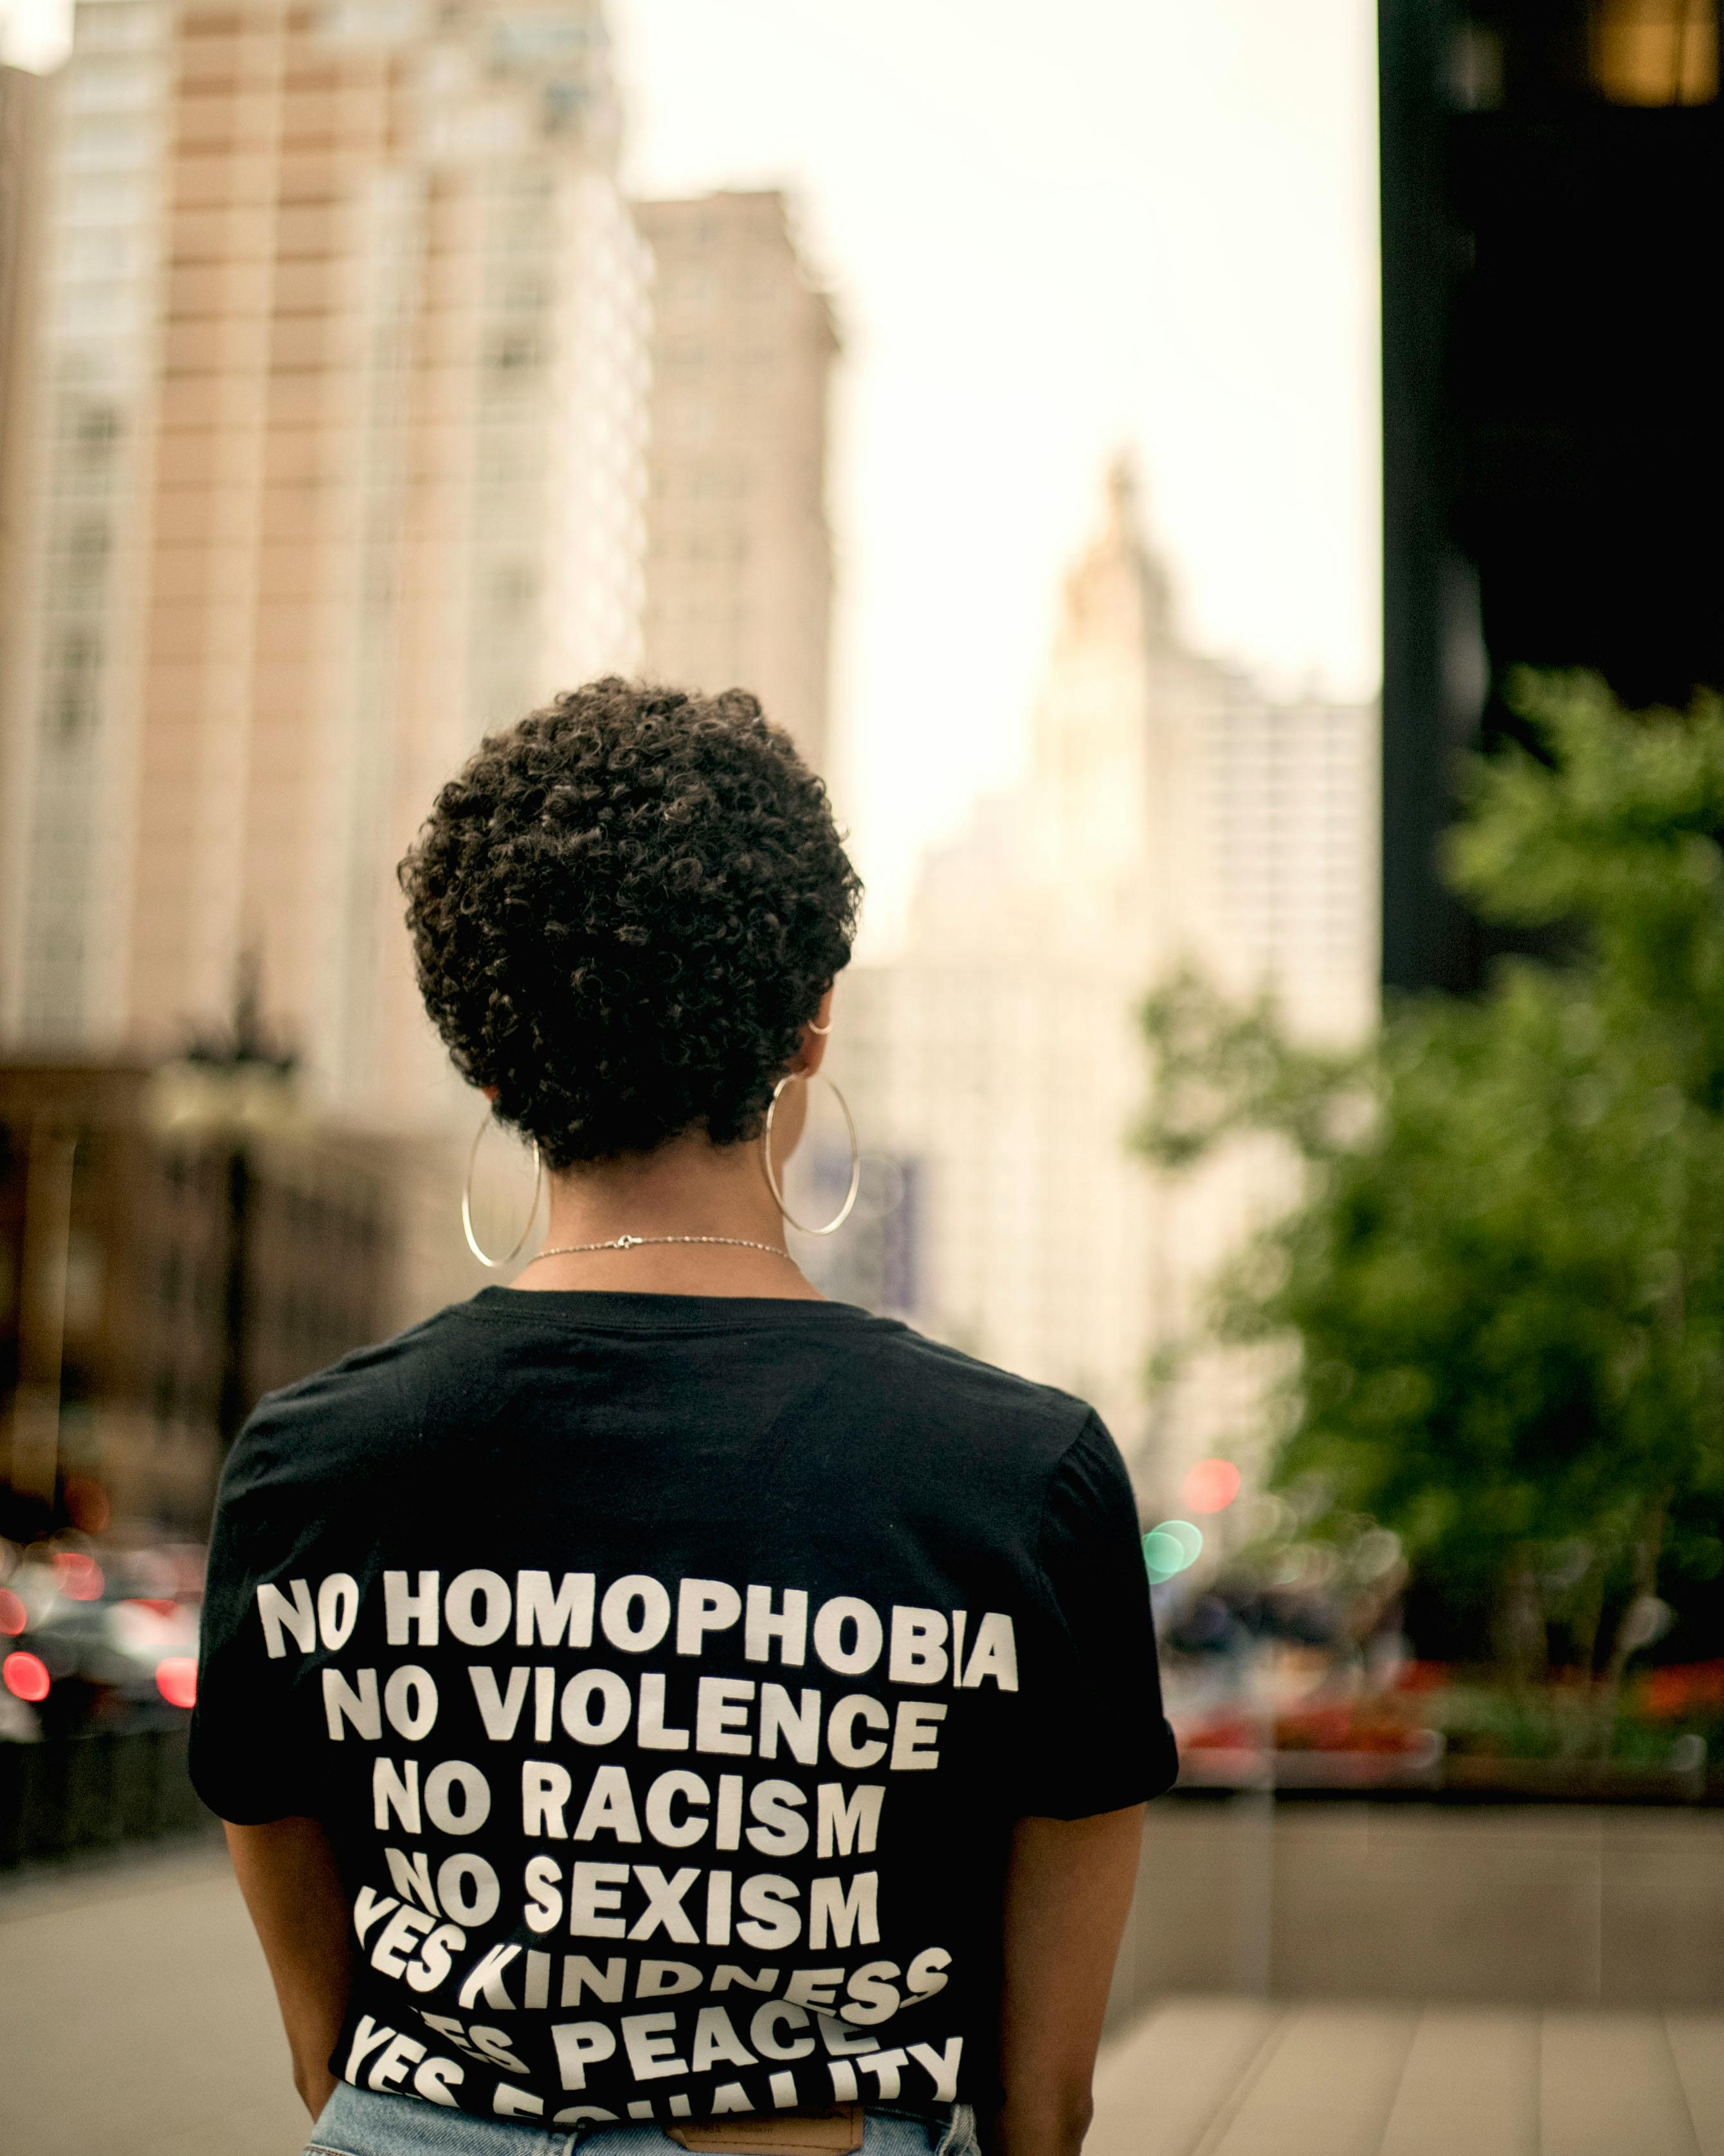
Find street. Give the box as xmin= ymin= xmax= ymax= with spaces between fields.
xmin=4 ymin=1842 xmax=1721 ymax=2156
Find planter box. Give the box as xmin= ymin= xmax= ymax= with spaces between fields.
xmin=1441 ymin=1755 xmax=1712 ymax=1804
xmin=1107 ymin=1797 xmax=1724 ymax=2020
xmin=1174 ymin=1744 xmax=1719 ymax=1804
xmin=1179 ymin=1738 xmax=1444 ymax=1793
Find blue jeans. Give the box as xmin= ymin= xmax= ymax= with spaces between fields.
xmin=305 ymin=2083 xmax=981 ymax=2156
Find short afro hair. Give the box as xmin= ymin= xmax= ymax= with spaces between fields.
xmin=399 ymin=678 xmax=862 ymax=1167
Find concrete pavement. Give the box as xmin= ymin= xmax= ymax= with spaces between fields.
xmin=1088 ymin=1996 xmax=1724 ymax=2156
xmin=1 ymin=1838 xmax=306 ymax=2156
xmin=4 ymin=1842 xmax=1723 ymax=2156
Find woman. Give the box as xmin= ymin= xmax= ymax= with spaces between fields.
xmin=191 ymin=679 xmax=1177 ymax=2156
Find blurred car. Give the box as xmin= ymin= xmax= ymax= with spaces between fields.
xmin=0 ymin=1532 xmax=203 ymax=1744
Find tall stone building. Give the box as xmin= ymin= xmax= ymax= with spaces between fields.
xmin=0 ymin=0 xmax=649 ymax=1120
xmin=0 ymin=64 xmax=50 ymax=951
xmin=0 ymin=66 xmax=45 ymax=464
xmin=637 ymin=191 xmax=837 ymax=774
xmin=830 ymin=463 xmax=1376 ymax=1488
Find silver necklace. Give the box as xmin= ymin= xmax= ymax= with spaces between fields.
xmin=534 ymin=1233 xmax=796 ymax=1263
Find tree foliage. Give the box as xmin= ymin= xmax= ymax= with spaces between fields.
xmin=1137 ymin=675 xmax=1724 ymax=1699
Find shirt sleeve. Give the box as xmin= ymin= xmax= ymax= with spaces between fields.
xmin=188 ymin=1405 xmax=322 ymax=1825
xmin=1015 ymin=1412 xmax=1179 ymax=1818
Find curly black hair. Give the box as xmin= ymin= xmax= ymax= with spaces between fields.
xmin=399 ymin=678 xmax=862 ymax=1167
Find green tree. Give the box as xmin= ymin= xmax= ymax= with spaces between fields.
xmin=1138 ymin=675 xmax=1724 ymax=1733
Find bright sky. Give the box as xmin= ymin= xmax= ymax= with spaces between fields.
xmin=4 ymin=0 xmax=1380 ymax=946
xmin=612 ymin=0 xmax=1381 ymax=942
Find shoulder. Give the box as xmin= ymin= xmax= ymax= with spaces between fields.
xmin=830 ymin=1308 xmax=1097 ymax=1475
xmin=218 ymin=1304 xmax=464 ymax=1504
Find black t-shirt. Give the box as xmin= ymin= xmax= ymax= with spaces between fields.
xmin=191 ymin=1290 xmax=1176 ymax=2131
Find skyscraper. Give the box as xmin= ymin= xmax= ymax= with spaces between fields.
xmin=0 ymin=62 xmax=49 ymax=969
xmin=1381 ymin=0 xmax=1723 ymax=990
xmin=636 ymin=191 xmax=838 ymax=774
xmin=0 ymin=0 xmax=649 ymax=1117
xmin=831 ymin=465 xmax=1375 ymax=1481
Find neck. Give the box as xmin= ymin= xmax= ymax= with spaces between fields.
xmin=507 ymin=1130 xmax=818 ymax=1300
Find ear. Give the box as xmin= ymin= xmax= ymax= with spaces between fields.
xmin=800 ymin=983 xmax=835 ymax=1074
xmin=482 ymin=1085 xmax=500 ymax=1104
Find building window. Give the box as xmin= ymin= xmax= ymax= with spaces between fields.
xmin=491 ymin=562 xmax=536 ymax=615
xmin=62 ymin=518 xmax=109 ymax=589
xmin=50 ymin=630 xmax=100 ymax=736
xmin=70 ymin=401 xmax=123 ymax=452
xmin=1591 ymin=0 xmax=1719 ymax=104
xmin=541 ymin=80 xmax=586 ymax=133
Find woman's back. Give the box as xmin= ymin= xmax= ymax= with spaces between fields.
xmin=194 ymin=1286 xmax=1170 ymax=2130
xmin=196 ymin=680 xmax=1175 ymax=2154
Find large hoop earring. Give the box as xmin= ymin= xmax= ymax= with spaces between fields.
xmin=461 ymin=1109 xmax=544 ymax=1268
xmin=761 ymin=1071 xmax=861 ymax=1236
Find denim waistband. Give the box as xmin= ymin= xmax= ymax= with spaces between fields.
xmin=305 ymin=2081 xmax=979 ymax=2156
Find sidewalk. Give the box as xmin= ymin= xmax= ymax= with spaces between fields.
xmin=1 ymin=1840 xmax=305 ymax=2156
xmin=4 ymin=1843 xmax=1722 ymax=2156
xmin=1089 ymin=1996 xmax=1724 ymax=2156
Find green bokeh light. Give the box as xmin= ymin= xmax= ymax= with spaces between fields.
xmin=1142 ymin=1518 xmax=1204 ymax=1583
xmin=1158 ymin=1519 xmax=1203 ymax=1566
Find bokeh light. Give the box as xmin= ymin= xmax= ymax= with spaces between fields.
xmin=1162 ymin=1519 xmax=1204 ymax=1564
xmin=53 ymin=1551 xmax=104 ymax=1602
xmin=1183 ymin=1457 xmax=1242 ymax=1514
xmin=154 ymin=1658 xmax=197 ymax=1710
xmin=3 ymin=1650 xmax=50 ymax=1703
xmin=1143 ymin=1519 xmax=1205 ymax=1584
xmin=0 ymin=1588 xmax=25 ymax=1636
